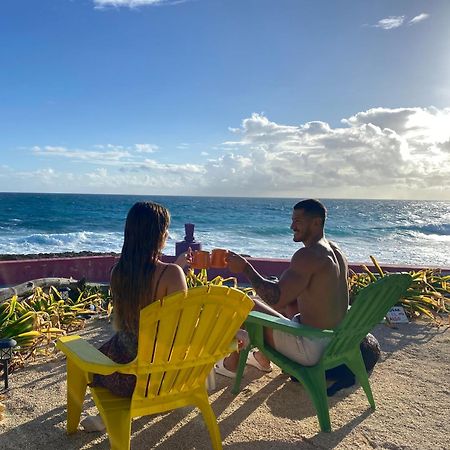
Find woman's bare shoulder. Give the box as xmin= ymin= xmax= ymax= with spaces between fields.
xmin=160 ymin=262 xmax=188 ymax=293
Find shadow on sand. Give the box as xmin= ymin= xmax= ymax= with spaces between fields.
xmin=3 ymin=320 xmax=442 ymax=449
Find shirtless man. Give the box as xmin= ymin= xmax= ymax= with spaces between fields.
xmin=217 ymin=199 xmax=349 ymax=375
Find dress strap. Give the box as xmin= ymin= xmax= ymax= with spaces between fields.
xmin=153 ymin=264 xmax=169 ymax=300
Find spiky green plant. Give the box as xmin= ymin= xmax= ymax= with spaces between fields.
xmin=348 ymin=256 xmax=450 ymax=326
xmin=0 ymin=284 xmax=111 ymax=374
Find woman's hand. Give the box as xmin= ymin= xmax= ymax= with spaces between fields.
xmin=174 ymin=247 xmax=193 ymax=270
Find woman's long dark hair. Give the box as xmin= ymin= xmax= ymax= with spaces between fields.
xmin=111 ymin=201 xmax=170 ymax=334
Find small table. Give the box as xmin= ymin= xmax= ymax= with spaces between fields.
xmin=0 ymin=338 xmax=17 ymax=390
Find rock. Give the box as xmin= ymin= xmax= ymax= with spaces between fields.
xmin=325 ymin=332 xmax=381 ymax=396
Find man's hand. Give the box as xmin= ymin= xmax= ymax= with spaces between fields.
xmin=226 ymin=251 xmax=248 ymax=273
xmin=227 ymin=251 xmax=281 ymax=306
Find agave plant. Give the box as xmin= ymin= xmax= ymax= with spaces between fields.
xmin=0 ymin=283 xmax=111 ymax=374
xmin=348 ymin=256 xmax=450 ymax=326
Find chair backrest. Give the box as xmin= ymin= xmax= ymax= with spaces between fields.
xmin=131 ymin=285 xmax=253 ymax=403
xmin=323 ymin=273 xmax=412 ymax=361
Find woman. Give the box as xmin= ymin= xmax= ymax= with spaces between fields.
xmin=92 ymin=201 xmax=187 ymax=397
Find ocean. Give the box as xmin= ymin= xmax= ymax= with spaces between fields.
xmin=0 ymin=193 xmax=449 ymax=267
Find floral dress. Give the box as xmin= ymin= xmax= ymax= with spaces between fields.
xmin=91 ymin=331 xmax=138 ymax=397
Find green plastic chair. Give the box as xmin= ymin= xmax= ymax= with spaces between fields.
xmin=232 ymin=273 xmax=412 ymax=432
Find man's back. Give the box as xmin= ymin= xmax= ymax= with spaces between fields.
xmin=294 ymin=239 xmax=349 ymax=329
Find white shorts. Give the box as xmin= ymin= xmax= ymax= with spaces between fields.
xmin=272 ymin=314 xmax=331 ymax=366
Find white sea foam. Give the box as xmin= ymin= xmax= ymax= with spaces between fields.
xmin=0 ymin=231 xmax=123 ymax=255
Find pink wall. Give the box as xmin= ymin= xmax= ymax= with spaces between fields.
xmin=0 ymin=256 xmax=119 ymax=286
xmin=0 ymin=255 xmax=447 ymax=287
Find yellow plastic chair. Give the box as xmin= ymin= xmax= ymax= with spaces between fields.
xmin=57 ymin=285 xmax=253 ymax=450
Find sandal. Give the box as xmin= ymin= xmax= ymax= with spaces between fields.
xmin=214 ymin=358 xmax=237 ymax=379
xmin=246 ymin=351 xmax=272 ymax=373
xmin=81 ymin=415 xmax=106 ymax=432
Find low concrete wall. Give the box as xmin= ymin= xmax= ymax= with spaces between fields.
xmin=0 ymin=256 xmax=119 ymax=286
xmin=0 ymin=254 xmax=447 ymax=287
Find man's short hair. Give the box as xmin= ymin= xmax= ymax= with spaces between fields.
xmin=293 ymin=199 xmax=327 ymax=226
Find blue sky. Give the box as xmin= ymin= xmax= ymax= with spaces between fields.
xmin=1 ymin=0 xmax=449 ymax=199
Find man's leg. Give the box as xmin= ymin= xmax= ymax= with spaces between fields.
xmin=263 ymin=327 xmax=276 ymax=348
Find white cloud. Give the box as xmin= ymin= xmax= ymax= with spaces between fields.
xmin=343 ymin=107 xmax=450 ymax=144
xmin=372 ymin=13 xmax=430 ymax=30
xmin=119 ymin=158 xmax=204 ymax=176
xmin=374 ymin=16 xmax=405 ymax=30
xmin=93 ymin=0 xmax=185 ymax=8
xmin=32 ymin=145 xmax=132 ymax=165
xmin=409 ymin=13 xmax=430 ymax=25
xmin=32 ymin=143 xmax=161 ymax=163
xmin=134 ymin=143 xmax=159 ymax=153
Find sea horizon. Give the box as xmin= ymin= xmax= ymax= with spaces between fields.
xmin=0 ymin=191 xmax=448 ymax=202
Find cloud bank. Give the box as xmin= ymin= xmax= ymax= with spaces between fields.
xmin=4 ymin=107 xmax=450 ymax=200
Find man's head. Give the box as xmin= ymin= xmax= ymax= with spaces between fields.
xmin=291 ymin=199 xmax=327 ymax=243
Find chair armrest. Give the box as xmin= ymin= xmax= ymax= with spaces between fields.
xmin=245 ymin=311 xmax=335 ymax=339
xmin=57 ymin=335 xmax=135 ymax=375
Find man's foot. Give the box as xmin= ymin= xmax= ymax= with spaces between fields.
xmin=246 ymin=351 xmax=272 ymax=372
xmin=214 ymin=358 xmax=237 ymax=378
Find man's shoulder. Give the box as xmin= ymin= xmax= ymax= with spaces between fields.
xmin=292 ymin=240 xmax=344 ymax=266
xmin=327 ymin=240 xmax=348 ymax=261
xmin=291 ymin=246 xmax=320 ymax=268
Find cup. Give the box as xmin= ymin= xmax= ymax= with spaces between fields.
xmin=191 ymin=250 xmax=210 ymax=269
xmin=210 ymin=248 xmax=228 ymax=269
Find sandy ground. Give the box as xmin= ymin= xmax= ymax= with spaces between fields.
xmin=1 ymin=318 xmax=449 ymax=450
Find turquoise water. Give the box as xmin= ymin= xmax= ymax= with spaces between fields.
xmin=0 ymin=193 xmax=449 ymax=267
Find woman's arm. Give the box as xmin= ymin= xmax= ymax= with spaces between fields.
xmin=173 ymin=248 xmax=193 ymax=271
xmin=165 ymin=264 xmax=188 ymax=296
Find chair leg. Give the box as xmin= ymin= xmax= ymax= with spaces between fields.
xmin=195 ymin=391 xmax=223 ymax=450
xmin=232 ymin=345 xmax=251 ymax=395
xmin=297 ymin=367 xmax=331 ymax=432
xmin=346 ymin=354 xmax=375 ymax=410
xmin=100 ymin=408 xmax=132 ymax=450
xmin=66 ymin=359 xmax=88 ymax=433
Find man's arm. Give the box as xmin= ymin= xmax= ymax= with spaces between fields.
xmin=227 ymin=250 xmax=313 ymax=310
xmin=242 ymin=263 xmax=281 ymax=305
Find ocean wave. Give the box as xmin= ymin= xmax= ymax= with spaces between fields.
xmin=414 ymin=223 xmax=450 ymax=236
xmin=0 ymin=231 xmax=123 ymax=255
xmin=339 ymin=222 xmax=450 ymax=237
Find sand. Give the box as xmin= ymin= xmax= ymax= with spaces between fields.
xmin=0 ymin=319 xmax=449 ymax=450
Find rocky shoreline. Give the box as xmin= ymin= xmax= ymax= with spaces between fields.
xmin=0 ymin=251 xmax=120 ymax=261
